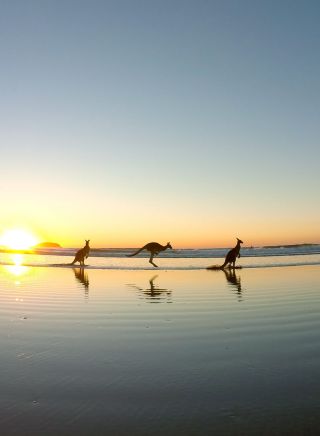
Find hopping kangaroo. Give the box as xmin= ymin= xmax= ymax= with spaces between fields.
xmin=71 ymin=240 xmax=90 ymax=266
xmin=126 ymin=242 xmax=172 ymax=267
xmin=220 ymin=238 xmax=243 ymax=269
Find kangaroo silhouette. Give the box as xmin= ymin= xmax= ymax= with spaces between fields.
xmin=126 ymin=242 xmax=172 ymax=267
xmin=71 ymin=240 xmax=90 ymax=266
xmin=220 ymin=238 xmax=243 ymax=269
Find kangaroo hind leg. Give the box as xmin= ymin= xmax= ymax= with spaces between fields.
xmin=149 ymin=252 xmax=158 ymax=268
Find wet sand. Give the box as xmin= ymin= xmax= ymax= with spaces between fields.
xmin=0 ymin=265 xmax=320 ymax=435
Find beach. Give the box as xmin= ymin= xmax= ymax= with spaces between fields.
xmin=2 ymin=0 xmax=320 ymax=434
xmin=0 ymin=258 xmax=320 ymax=435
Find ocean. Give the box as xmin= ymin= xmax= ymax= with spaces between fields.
xmin=1 ymin=244 xmax=320 ymax=270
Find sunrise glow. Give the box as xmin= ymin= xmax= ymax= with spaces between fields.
xmin=0 ymin=229 xmax=38 ymax=250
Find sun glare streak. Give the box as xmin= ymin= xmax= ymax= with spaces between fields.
xmin=4 ymin=254 xmax=30 ymax=277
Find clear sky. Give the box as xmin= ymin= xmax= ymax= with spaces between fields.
xmin=1 ymin=0 xmax=319 ymax=248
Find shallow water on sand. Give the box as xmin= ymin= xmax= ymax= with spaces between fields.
xmin=1 ymin=251 xmax=320 ymax=270
xmin=0 ymin=265 xmax=320 ymax=435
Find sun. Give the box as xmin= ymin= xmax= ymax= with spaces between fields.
xmin=0 ymin=229 xmax=39 ymax=250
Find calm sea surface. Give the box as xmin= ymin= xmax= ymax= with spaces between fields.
xmin=0 ymin=256 xmax=320 ymax=435
xmin=1 ymin=244 xmax=320 ymax=270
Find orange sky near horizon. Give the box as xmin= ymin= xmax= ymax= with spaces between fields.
xmin=41 ymin=208 xmax=319 ymax=248
xmin=1 ymin=179 xmax=319 ymax=249
xmin=1 ymin=218 xmax=318 ymax=250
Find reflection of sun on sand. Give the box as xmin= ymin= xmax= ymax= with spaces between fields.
xmin=4 ymin=254 xmax=30 ymax=277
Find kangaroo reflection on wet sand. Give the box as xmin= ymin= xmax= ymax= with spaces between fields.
xmin=223 ymin=268 xmax=242 ymax=301
xmin=127 ymin=275 xmax=171 ymax=303
xmin=73 ymin=267 xmax=89 ymax=298
xmin=208 ymin=268 xmax=243 ymax=301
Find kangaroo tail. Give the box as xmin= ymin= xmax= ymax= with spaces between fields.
xmin=126 ymin=246 xmax=146 ymax=257
xmin=70 ymin=258 xmax=77 ymax=265
xmin=220 ymin=259 xmax=228 ymax=269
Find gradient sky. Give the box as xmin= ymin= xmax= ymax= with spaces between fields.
xmin=1 ymin=0 xmax=319 ymax=248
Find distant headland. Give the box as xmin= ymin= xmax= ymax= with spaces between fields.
xmin=262 ymin=243 xmax=318 ymax=249
xmin=34 ymin=242 xmax=62 ymax=248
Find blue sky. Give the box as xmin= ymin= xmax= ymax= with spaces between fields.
xmin=1 ymin=0 xmax=319 ymax=247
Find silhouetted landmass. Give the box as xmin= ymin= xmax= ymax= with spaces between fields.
xmin=34 ymin=242 xmax=61 ymax=248
xmin=263 ymin=243 xmax=318 ymax=249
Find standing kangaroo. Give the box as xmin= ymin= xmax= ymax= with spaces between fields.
xmin=126 ymin=242 xmax=172 ymax=267
xmin=220 ymin=238 xmax=243 ymax=269
xmin=71 ymin=240 xmax=90 ymax=266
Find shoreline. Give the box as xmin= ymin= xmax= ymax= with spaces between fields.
xmin=1 ymin=259 xmax=320 ymax=270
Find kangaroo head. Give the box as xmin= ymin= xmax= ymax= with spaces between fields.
xmin=85 ymin=240 xmax=90 ymax=245
xmin=236 ymin=238 xmax=243 ymax=244
xmin=167 ymin=242 xmax=172 ymax=249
